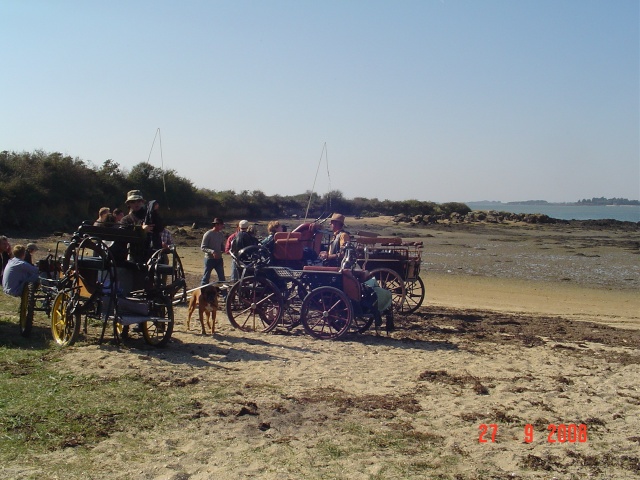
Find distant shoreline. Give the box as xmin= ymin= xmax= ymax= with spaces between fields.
xmin=466 ymin=202 xmax=640 ymax=222
xmin=467 ymin=200 xmax=640 ymax=206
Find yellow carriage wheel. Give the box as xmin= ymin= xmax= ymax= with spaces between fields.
xmin=115 ymin=321 xmax=124 ymax=337
xmin=51 ymin=290 xmax=81 ymax=347
xmin=19 ymin=283 xmax=35 ymax=337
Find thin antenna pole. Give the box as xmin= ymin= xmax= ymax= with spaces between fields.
xmin=325 ymin=144 xmax=331 ymax=212
xmin=158 ymin=129 xmax=166 ymax=194
xmin=147 ymin=128 xmax=169 ymax=206
xmin=146 ymin=128 xmax=160 ymax=164
xmin=304 ymin=142 xmax=327 ymax=221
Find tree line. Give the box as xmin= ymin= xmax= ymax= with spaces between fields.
xmin=0 ymin=150 xmax=470 ymax=231
xmin=577 ymin=197 xmax=639 ymax=206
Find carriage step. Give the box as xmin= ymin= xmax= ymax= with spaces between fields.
xmin=39 ymin=278 xmax=59 ymax=288
xmin=119 ymin=315 xmax=171 ymax=325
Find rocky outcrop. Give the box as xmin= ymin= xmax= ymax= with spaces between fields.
xmin=392 ymin=211 xmax=639 ymax=229
xmin=394 ymin=211 xmax=563 ymax=226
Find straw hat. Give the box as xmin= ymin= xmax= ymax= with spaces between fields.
xmin=329 ymin=213 xmax=345 ymax=224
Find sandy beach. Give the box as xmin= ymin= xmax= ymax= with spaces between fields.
xmin=1 ymin=216 xmax=639 ymax=479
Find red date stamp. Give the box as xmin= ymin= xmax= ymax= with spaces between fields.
xmin=479 ymin=423 xmax=588 ymax=443
xmin=478 ymin=423 xmax=498 ymax=443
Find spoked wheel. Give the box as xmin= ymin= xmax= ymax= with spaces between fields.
xmin=146 ymin=248 xmax=187 ymax=306
xmin=61 ymin=235 xmax=117 ymax=344
xmin=51 ymin=290 xmax=81 ymax=347
xmin=19 ymin=282 xmax=35 ymax=337
xmin=278 ymin=278 xmax=308 ymax=331
xmin=170 ymin=253 xmax=187 ymax=306
xmin=225 ymin=276 xmax=283 ymax=332
xmin=350 ymin=281 xmax=380 ymax=334
xmin=141 ymin=299 xmax=174 ymax=347
xmin=369 ymin=267 xmax=406 ymax=313
xmin=301 ymin=286 xmax=353 ymax=340
xmin=351 ymin=314 xmax=375 ymax=334
xmin=399 ymin=276 xmax=425 ymax=314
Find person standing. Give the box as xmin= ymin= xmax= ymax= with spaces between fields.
xmin=116 ymin=190 xmax=154 ymax=262
xmin=160 ymin=228 xmax=174 ymax=250
xmin=224 ymin=222 xmax=240 ymax=255
xmin=120 ymin=190 xmax=153 ymax=232
xmin=145 ymin=200 xmax=164 ymax=250
xmin=229 ymin=220 xmax=258 ymax=280
xmin=231 ymin=220 xmax=258 ymax=255
xmin=201 ymin=218 xmax=226 ymax=286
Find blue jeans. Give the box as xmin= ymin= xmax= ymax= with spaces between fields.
xmin=231 ymin=259 xmax=240 ymax=282
xmin=201 ymin=257 xmax=225 ymax=285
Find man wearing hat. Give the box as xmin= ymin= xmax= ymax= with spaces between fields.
xmin=201 ymin=218 xmax=226 ymax=286
xmin=120 ymin=190 xmax=153 ymax=232
xmin=319 ymin=213 xmax=350 ymax=267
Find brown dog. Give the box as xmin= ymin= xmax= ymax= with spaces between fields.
xmin=187 ymin=285 xmax=219 ymax=334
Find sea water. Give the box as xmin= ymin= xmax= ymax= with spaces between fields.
xmin=466 ymin=202 xmax=640 ymax=222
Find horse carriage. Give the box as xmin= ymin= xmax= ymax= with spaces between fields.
xmin=223 ymin=219 xmax=326 ymax=333
xmin=226 ymin=241 xmax=393 ymax=340
xmin=352 ymin=232 xmax=425 ymax=314
xmin=224 ymin=216 xmax=421 ymax=339
xmin=45 ymin=224 xmax=185 ymax=347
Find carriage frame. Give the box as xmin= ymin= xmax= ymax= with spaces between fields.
xmin=227 ymin=237 xmax=394 ymax=340
xmin=49 ymin=224 xmax=185 ymax=347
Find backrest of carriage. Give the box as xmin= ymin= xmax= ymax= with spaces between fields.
xmin=33 ymin=240 xmax=71 ymax=291
xmin=37 ymin=249 xmax=63 ymax=281
xmin=271 ymin=222 xmax=324 ymax=267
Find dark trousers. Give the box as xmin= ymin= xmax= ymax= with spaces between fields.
xmin=201 ymin=257 xmax=225 ymax=285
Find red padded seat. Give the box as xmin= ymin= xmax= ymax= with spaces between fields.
xmin=273 ymin=232 xmax=304 ymax=261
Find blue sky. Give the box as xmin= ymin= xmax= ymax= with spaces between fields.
xmin=2 ymin=0 xmax=638 ymax=202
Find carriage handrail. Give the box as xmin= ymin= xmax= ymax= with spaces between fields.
xmin=75 ymin=223 xmax=146 ymax=243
